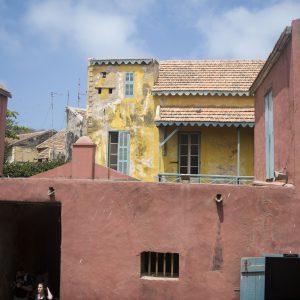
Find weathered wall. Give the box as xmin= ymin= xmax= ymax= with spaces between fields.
xmin=9 ymin=146 xmax=39 ymax=162
xmin=0 ymin=94 xmax=8 ymax=176
xmin=161 ymin=125 xmax=253 ymax=176
xmin=0 ymin=178 xmax=298 ymax=300
xmin=65 ymin=107 xmax=87 ymax=161
xmin=254 ymin=20 xmax=300 ymax=184
xmin=87 ymin=62 xmax=159 ymax=182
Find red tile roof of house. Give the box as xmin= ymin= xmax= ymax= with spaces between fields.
xmin=6 ymin=130 xmax=54 ymax=146
xmin=155 ymin=106 xmax=254 ymax=127
xmin=152 ymin=60 xmax=265 ymax=95
xmin=36 ymin=130 xmax=65 ymax=151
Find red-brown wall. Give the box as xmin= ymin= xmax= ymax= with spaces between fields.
xmin=0 ymin=178 xmax=298 ymax=300
xmin=254 ymin=20 xmax=300 ymax=184
xmin=0 ymin=94 xmax=8 ymax=176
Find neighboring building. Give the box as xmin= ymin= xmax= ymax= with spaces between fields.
xmin=87 ymin=58 xmax=264 ymax=183
xmin=0 ymin=85 xmax=11 ymax=176
xmin=251 ymin=19 xmax=300 ymax=186
xmin=6 ymin=130 xmax=54 ymax=163
xmin=36 ymin=130 xmax=66 ymax=161
xmin=239 ymin=19 xmax=300 ymax=299
xmin=65 ymin=107 xmax=86 ymax=161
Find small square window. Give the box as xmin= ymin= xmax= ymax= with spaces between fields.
xmin=100 ymin=72 xmax=106 ymax=78
xmin=109 ymin=88 xmax=113 ymax=94
xmin=141 ymin=251 xmax=179 ymax=278
xmin=97 ymin=88 xmax=102 ymax=94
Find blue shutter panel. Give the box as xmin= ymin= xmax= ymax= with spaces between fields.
xmin=118 ymin=132 xmax=130 ymax=174
xmin=240 ymin=257 xmax=265 ymax=300
xmin=265 ymin=90 xmax=274 ymax=179
xmin=124 ymin=72 xmax=134 ymax=97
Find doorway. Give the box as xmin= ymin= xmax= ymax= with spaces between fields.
xmin=265 ymin=256 xmax=300 ymax=300
xmin=0 ymin=201 xmax=61 ymax=299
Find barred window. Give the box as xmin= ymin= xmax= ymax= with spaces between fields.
xmin=141 ymin=251 xmax=179 ymax=278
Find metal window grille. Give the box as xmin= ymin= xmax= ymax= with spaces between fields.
xmin=141 ymin=251 xmax=179 ymax=278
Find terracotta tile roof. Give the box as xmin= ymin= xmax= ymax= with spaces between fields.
xmin=152 ymin=60 xmax=265 ymax=95
xmin=6 ymin=130 xmax=53 ymax=146
xmin=37 ymin=130 xmax=65 ymax=151
xmin=155 ymin=106 xmax=254 ymax=127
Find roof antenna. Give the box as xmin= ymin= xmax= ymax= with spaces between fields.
xmin=77 ymin=78 xmax=86 ymax=107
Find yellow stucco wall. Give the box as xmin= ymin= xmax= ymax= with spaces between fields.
xmin=87 ymin=62 xmax=160 ymax=182
xmin=10 ymin=146 xmax=38 ymax=162
xmin=159 ymin=126 xmax=253 ymax=177
xmin=87 ymin=61 xmax=254 ymax=182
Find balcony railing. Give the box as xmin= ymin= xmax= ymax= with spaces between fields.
xmin=158 ymin=173 xmax=254 ymax=185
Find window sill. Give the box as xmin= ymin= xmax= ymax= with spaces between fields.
xmin=140 ymin=276 xmax=179 ymax=281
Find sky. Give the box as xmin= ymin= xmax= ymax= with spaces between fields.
xmin=0 ymin=0 xmax=299 ymax=131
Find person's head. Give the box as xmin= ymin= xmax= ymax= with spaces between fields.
xmin=37 ymin=283 xmax=46 ymax=295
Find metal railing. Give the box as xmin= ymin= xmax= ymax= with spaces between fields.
xmin=157 ymin=173 xmax=254 ymax=185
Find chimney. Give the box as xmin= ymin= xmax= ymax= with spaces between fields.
xmin=0 ymin=87 xmax=11 ymax=177
xmin=71 ymin=136 xmax=96 ymax=179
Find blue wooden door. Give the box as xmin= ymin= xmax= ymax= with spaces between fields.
xmin=240 ymin=257 xmax=265 ymax=300
xmin=265 ymin=90 xmax=274 ymax=179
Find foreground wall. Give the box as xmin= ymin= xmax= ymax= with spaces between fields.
xmin=0 ymin=178 xmax=298 ymax=300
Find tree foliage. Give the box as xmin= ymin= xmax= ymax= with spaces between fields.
xmin=3 ymin=159 xmax=65 ymax=177
xmin=5 ymin=109 xmax=30 ymax=139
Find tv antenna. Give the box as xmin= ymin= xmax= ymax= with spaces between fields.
xmin=77 ymin=78 xmax=86 ymax=107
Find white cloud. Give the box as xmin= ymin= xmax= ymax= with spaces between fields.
xmin=196 ymin=0 xmax=300 ymax=59
xmin=25 ymin=0 xmax=151 ymax=58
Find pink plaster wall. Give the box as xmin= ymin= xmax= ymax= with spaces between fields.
xmin=0 ymin=94 xmax=8 ymax=177
xmin=254 ymin=20 xmax=300 ymax=184
xmin=0 ymin=178 xmax=298 ymax=300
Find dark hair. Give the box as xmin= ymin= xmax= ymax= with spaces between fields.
xmin=37 ymin=282 xmax=47 ymax=295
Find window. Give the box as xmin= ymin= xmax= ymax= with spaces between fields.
xmin=179 ymin=133 xmax=200 ymax=174
xmin=108 ymin=131 xmax=130 ymax=174
xmin=97 ymin=88 xmax=102 ymax=94
xmin=140 ymin=251 xmax=179 ymax=278
xmin=109 ymin=88 xmax=113 ymax=94
xmin=124 ymin=72 xmax=134 ymax=97
xmin=100 ymin=72 xmax=106 ymax=78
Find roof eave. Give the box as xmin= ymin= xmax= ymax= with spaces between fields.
xmin=250 ymin=26 xmax=292 ymax=94
xmin=0 ymin=88 xmax=12 ymax=98
xmin=152 ymin=90 xmax=250 ymax=97
xmin=89 ymin=58 xmax=157 ymax=66
xmin=155 ymin=121 xmax=254 ymax=128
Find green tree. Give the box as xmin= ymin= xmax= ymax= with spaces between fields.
xmin=5 ymin=109 xmax=30 ymax=139
xmin=4 ymin=109 xmax=30 ymax=162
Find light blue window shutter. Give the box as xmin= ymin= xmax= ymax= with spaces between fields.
xmin=124 ymin=72 xmax=134 ymax=97
xmin=118 ymin=132 xmax=130 ymax=174
xmin=240 ymin=257 xmax=265 ymax=300
xmin=265 ymin=91 xmax=274 ymax=179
